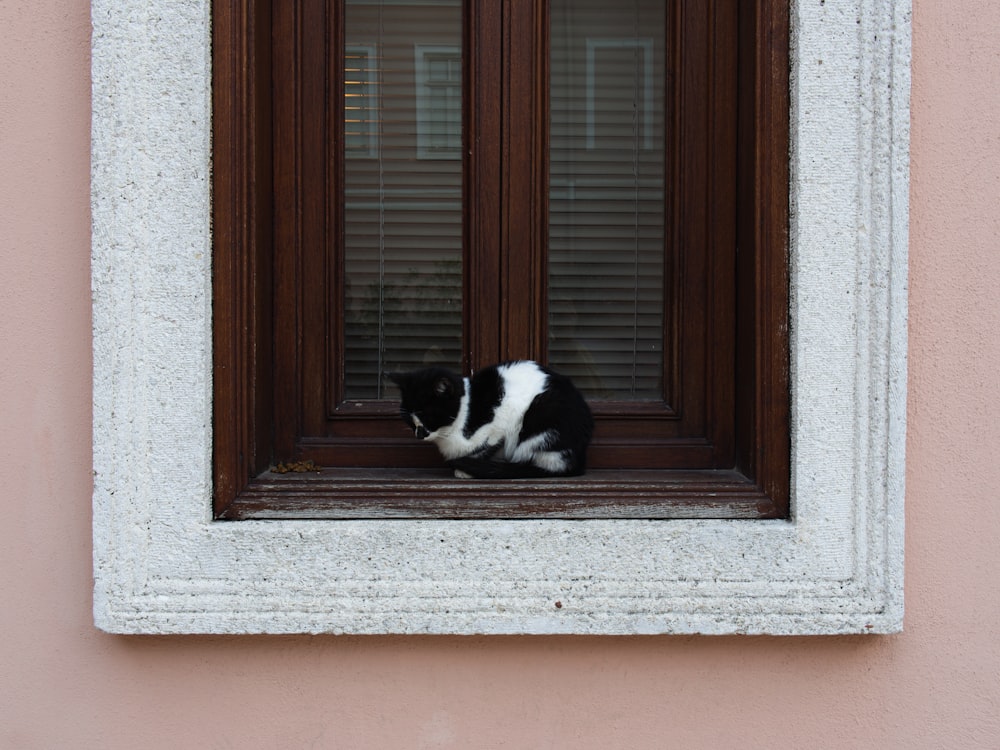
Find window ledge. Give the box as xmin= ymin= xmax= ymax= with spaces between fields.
xmin=220 ymin=468 xmax=779 ymax=520
xmin=92 ymin=0 xmax=909 ymax=635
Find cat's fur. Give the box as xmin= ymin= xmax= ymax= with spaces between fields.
xmin=388 ymin=361 xmax=593 ymax=479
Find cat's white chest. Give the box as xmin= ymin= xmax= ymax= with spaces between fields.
xmin=491 ymin=363 xmax=548 ymax=457
xmin=434 ymin=362 xmax=548 ymax=459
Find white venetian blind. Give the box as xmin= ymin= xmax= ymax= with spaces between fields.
xmin=343 ymin=0 xmax=464 ymax=400
xmin=548 ymin=0 xmax=666 ymax=401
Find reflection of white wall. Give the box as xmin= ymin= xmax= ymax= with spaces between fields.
xmin=585 ymin=38 xmax=654 ymax=150
xmin=414 ymin=44 xmax=462 ymax=159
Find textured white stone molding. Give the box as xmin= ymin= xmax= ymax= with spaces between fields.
xmin=92 ymin=0 xmax=909 ymax=635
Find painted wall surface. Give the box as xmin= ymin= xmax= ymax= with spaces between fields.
xmin=1 ymin=0 xmax=997 ymax=746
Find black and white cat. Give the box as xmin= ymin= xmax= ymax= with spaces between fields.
xmin=388 ymin=360 xmax=593 ymax=479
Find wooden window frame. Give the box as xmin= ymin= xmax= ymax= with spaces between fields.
xmin=212 ymin=0 xmax=790 ymax=520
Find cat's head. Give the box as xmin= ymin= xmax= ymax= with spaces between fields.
xmin=386 ymin=367 xmax=464 ymax=440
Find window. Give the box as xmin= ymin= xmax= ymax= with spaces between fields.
xmin=212 ymin=0 xmax=790 ymax=519
xmin=93 ymin=0 xmax=908 ymax=635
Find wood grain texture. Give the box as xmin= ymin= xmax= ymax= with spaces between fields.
xmin=219 ymin=468 xmax=779 ymax=519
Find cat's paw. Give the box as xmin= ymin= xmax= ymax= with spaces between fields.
xmin=453 ymin=469 xmax=473 ymax=479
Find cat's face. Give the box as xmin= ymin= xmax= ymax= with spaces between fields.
xmin=387 ymin=368 xmax=463 ymax=440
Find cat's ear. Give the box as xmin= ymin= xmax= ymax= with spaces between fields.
xmin=434 ymin=377 xmax=453 ymax=397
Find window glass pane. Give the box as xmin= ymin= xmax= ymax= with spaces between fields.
xmin=344 ymin=0 xmax=463 ymax=399
xmin=549 ymin=0 xmax=666 ymax=401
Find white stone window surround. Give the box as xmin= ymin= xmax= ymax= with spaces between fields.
xmin=92 ymin=0 xmax=909 ymax=635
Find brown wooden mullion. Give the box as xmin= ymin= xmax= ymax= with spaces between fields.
xmin=252 ymin=0 xmax=275 ymax=483
xmin=212 ymin=0 xmax=276 ymax=516
xmin=211 ymin=0 xmax=250 ymax=514
xmin=758 ymin=0 xmax=791 ymax=514
xmin=705 ymin=0 xmax=739 ymax=469
xmin=675 ymin=0 xmax=712 ymax=445
xmin=270 ymin=0 xmax=302 ymax=463
xmin=299 ymin=0 xmax=332 ymax=438
xmin=499 ymin=0 xmax=548 ymax=363
xmin=735 ymin=0 xmax=790 ymax=512
xmin=464 ymin=1 xmax=503 ymax=371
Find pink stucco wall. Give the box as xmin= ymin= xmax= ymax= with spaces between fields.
xmin=1 ymin=1 xmax=998 ymax=746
